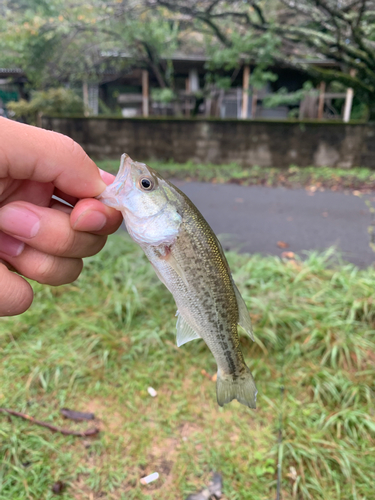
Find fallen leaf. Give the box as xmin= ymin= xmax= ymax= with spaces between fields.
xmin=60 ymin=408 xmax=95 ymax=421
xmin=277 ymin=241 xmax=289 ymax=249
xmin=281 ymin=251 xmax=295 ymax=259
xmin=353 ymin=190 xmax=361 ymax=196
xmin=52 ymin=481 xmax=65 ymax=494
xmin=288 ymin=260 xmax=302 ymax=270
xmin=186 ymin=472 xmax=223 ymax=500
xmin=201 ymin=369 xmax=216 ymax=382
xmin=321 ymin=212 xmax=328 ymax=217
xmin=286 ymin=216 xmax=293 ymax=221
xmin=235 ymin=198 xmax=244 ymax=203
xmin=201 ymin=369 xmax=212 ymax=380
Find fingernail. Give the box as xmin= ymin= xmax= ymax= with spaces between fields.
xmin=0 ymin=206 xmax=40 ymax=239
xmin=0 ymin=231 xmax=25 ymax=257
xmin=73 ymin=210 xmax=107 ymax=231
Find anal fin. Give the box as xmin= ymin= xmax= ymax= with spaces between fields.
xmin=176 ymin=311 xmax=201 ymax=347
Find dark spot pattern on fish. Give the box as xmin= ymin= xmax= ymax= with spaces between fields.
xmin=145 ymin=182 xmax=248 ymax=378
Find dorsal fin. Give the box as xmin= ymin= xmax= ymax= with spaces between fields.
xmin=176 ymin=311 xmax=201 ymax=347
xmin=233 ymin=283 xmax=254 ymax=341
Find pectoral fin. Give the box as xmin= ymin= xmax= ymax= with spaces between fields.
xmin=233 ymin=282 xmax=254 ymax=341
xmin=176 ymin=311 xmax=201 ymax=347
xmin=157 ymin=247 xmax=189 ymax=288
xmin=167 ymin=253 xmax=189 ymax=287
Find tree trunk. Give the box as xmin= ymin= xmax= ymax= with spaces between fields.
xmin=368 ymin=97 xmax=375 ymax=122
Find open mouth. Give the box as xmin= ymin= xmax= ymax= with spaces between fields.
xmin=96 ymin=153 xmax=131 ymax=209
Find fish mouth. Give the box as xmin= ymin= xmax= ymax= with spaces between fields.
xmin=96 ymin=153 xmax=132 ymax=209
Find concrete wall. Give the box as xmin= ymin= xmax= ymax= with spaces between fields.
xmin=41 ymin=117 xmax=375 ymax=168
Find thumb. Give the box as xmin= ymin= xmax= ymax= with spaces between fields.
xmin=0 ymin=261 xmax=33 ymax=316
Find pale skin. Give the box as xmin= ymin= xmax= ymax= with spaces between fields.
xmin=0 ymin=118 xmax=123 ymax=317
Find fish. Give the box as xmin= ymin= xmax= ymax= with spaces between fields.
xmin=98 ymin=154 xmax=257 ymax=408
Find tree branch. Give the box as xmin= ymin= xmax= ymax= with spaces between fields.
xmin=312 ymin=0 xmax=348 ymax=22
xmin=248 ymin=1 xmax=267 ymax=25
xmin=205 ymin=0 xmax=221 ymax=14
xmin=0 ymin=408 xmax=100 ymax=437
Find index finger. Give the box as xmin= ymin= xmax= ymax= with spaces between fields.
xmin=0 ymin=118 xmax=107 ymax=198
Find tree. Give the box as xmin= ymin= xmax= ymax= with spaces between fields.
xmin=153 ymin=0 xmax=375 ymax=119
xmin=0 ymin=0 xmax=180 ymax=91
xmin=7 ymin=88 xmax=85 ymax=125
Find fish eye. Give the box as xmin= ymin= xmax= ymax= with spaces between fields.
xmin=139 ymin=177 xmax=154 ymax=191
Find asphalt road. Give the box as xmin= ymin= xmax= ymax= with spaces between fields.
xmin=170 ymin=181 xmax=375 ymax=268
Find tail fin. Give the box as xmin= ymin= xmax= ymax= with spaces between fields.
xmin=216 ymin=366 xmax=257 ymax=409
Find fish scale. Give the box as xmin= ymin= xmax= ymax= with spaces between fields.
xmin=98 ymin=154 xmax=257 ymax=408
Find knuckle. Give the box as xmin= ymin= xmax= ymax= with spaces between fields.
xmin=58 ymin=230 xmax=76 ymax=256
xmin=0 ymin=265 xmax=33 ymax=316
xmin=35 ymin=254 xmax=83 ymax=286
xmin=35 ymin=254 xmax=59 ymax=283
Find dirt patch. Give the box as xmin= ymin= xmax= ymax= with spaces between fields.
xmin=83 ymin=398 xmax=127 ymax=436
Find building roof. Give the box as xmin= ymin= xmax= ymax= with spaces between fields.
xmin=0 ymin=68 xmax=24 ymax=76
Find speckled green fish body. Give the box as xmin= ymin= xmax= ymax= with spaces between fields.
xmin=98 ymin=154 xmax=257 ymax=408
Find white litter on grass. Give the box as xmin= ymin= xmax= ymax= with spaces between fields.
xmin=147 ymin=386 xmax=157 ymax=397
xmin=140 ymin=472 xmax=159 ymax=485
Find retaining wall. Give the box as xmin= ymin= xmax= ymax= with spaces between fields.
xmin=41 ymin=117 xmax=375 ymax=168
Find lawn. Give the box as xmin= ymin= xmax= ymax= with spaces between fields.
xmin=97 ymin=159 xmax=375 ymax=192
xmin=0 ymin=235 xmax=374 ymax=500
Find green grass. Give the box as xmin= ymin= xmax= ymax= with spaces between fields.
xmin=97 ymin=159 xmax=375 ymax=192
xmin=1 ymin=235 xmax=374 ymax=499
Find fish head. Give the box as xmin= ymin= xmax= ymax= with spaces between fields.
xmin=98 ymin=154 xmax=182 ymax=246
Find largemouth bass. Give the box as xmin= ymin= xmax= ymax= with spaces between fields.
xmin=98 ymin=154 xmax=257 ymax=408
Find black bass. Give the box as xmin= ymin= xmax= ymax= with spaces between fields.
xmin=98 ymin=154 xmax=257 ymax=408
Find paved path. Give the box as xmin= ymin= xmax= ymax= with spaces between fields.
xmin=171 ymin=181 xmax=375 ymax=268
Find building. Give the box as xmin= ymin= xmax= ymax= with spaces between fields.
xmin=96 ymin=53 xmax=353 ymax=121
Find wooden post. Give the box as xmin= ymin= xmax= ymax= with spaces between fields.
xmin=82 ymin=81 xmax=89 ymax=117
xmin=241 ymin=65 xmax=250 ymax=119
xmin=343 ymin=87 xmax=354 ymax=122
xmin=142 ymin=70 xmax=149 ymax=117
xmin=343 ymin=69 xmax=356 ymax=123
xmin=251 ymin=89 xmax=258 ymax=118
xmin=185 ymin=78 xmax=190 ymax=116
xmin=317 ymin=81 xmax=326 ymax=119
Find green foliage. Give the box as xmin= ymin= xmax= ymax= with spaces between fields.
xmin=158 ymin=0 xmax=375 ymax=120
xmin=151 ymin=88 xmax=176 ymax=103
xmin=350 ymin=101 xmax=369 ymax=121
xmin=263 ymin=82 xmax=315 ymax=108
xmin=0 ymin=0 xmax=180 ymax=90
xmin=7 ymin=88 xmax=84 ymax=124
xmin=206 ymin=30 xmax=280 ymax=89
xmin=0 ymin=234 xmax=374 ymax=499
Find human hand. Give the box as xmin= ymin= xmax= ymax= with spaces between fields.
xmin=0 ymin=118 xmax=123 ymax=316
